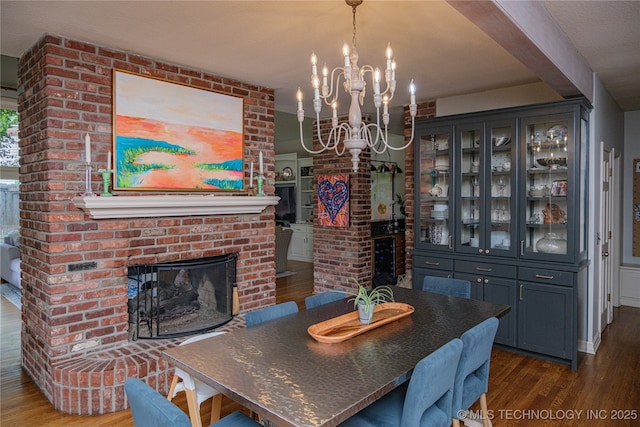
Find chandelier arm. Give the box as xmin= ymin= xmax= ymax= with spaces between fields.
xmin=360 ymin=65 xmax=375 ymax=76
xmin=333 ymin=124 xmax=350 ymax=156
xmin=321 ymin=66 xmax=346 ymax=106
xmin=385 ymin=115 xmax=417 ymax=151
xmin=299 ymin=120 xmax=327 ymax=155
xmin=314 ymin=114 xmax=340 ymax=152
xmin=380 ymin=78 xmax=397 ymax=100
xmin=367 ymin=125 xmax=389 ymax=155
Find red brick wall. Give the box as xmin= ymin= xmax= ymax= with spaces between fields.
xmin=17 ymin=34 xmax=276 ymax=414
xmin=403 ymin=101 xmax=436 ymax=272
xmin=311 ymin=117 xmax=373 ymax=292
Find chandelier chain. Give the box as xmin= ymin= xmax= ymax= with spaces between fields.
xmin=351 ymin=3 xmax=358 ymax=49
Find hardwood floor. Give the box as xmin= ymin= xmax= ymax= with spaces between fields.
xmin=2 ymin=263 xmax=639 ymax=426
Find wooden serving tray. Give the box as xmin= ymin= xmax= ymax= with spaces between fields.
xmin=308 ymin=302 xmax=414 ymax=344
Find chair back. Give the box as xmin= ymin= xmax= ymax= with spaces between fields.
xmin=245 ymin=301 xmax=298 ymax=327
xmin=400 ymin=338 xmax=463 ymax=427
xmin=181 ymin=330 xmax=225 ymax=346
xmin=305 ymin=291 xmax=344 ymax=309
xmin=422 ymin=276 xmax=471 ymax=299
xmin=176 ymin=331 xmax=225 ymax=391
xmin=125 ymin=378 xmax=191 ymax=427
xmin=452 ymin=317 xmax=499 ymax=414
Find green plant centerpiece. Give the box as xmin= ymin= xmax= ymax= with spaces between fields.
xmin=340 ymin=278 xmax=394 ymax=325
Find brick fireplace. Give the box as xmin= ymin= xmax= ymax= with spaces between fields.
xmin=17 ymin=34 xmax=278 ymax=414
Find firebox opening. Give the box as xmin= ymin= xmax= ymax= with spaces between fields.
xmin=127 ymin=253 xmax=237 ymax=340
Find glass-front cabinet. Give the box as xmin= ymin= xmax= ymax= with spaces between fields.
xmin=412 ymin=99 xmax=591 ymax=370
xmin=520 ymin=109 xmax=588 ymax=264
xmin=456 ymin=120 xmax=516 ymax=257
xmin=415 ymin=126 xmax=453 ymax=251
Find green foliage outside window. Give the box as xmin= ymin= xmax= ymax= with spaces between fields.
xmin=0 ymin=109 xmax=19 ymax=167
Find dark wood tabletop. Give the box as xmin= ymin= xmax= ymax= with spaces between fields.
xmin=163 ymin=287 xmax=510 ymax=427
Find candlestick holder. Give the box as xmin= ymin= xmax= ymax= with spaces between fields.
xmin=98 ymin=169 xmax=113 ymax=196
xmin=256 ymin=174 xmax=265 ymax=196
xmin=247 ymin=185 xmax=256 ymax=196
xmin=82 ymin=163 xmax=96 ymax=197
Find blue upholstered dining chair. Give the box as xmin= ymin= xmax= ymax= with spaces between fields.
xmin=124 ymin=378 xmax=259 ymax=427
xmin=304 ymin=291 xmax=345 ymax=309
xmin=167 ymin=331 xmax=226 ymax=427
xmin=338 ymin=338 xmax=463 ymax=427
xmin=451 ymin=317 xmax=500 ymax=427
xmin=422 ymin=275 xmax=471 ymax=299
xmin=245 ymin=300 xmax=298 ymax=327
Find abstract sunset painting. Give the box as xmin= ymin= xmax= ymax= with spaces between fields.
xmin=113 ymin=70 xmax=244 ymax=191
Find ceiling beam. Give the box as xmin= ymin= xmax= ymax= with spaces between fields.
xmin=447 ymin=0 xmax=593 ymax=104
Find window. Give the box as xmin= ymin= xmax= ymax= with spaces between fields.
xmin=1 ymin=106 xmax=19 ymax=236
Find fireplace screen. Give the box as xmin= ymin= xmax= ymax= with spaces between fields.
xmin=127 ymin=253 xmax=236 ymax=340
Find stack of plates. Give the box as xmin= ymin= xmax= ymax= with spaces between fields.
xmin=431 ymin=209 xmax=448 ymax=220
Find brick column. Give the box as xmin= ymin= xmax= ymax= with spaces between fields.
xmin=403 ymin=101 xmax=436 ymax=272
xmin=311 ymin=117 xmax=372 ymax=292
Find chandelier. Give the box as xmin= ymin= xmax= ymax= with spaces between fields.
xmin=296 ymin=0 xmax=417 ymax=173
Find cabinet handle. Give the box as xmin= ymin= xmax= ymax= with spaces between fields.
xmin=535 ymin=274 xmax=554 ymax=280
xmin=424 ymin=261 xmax=440 ymax=266
xmin=476 ymin=267 xmax=492 ymax=272
xmin=519 ymin=284 xmax=524 ymax=301
xmin=520 ymin=240 xmax=525 ymax=256
xmin=448 ymin=235 xmax=453 ymax=250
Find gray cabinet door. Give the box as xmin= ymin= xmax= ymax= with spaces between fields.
xmin=517 ymin=281 xmax=574 ymax=358
xmin=484 ymin=277 xmax=517 ymax=346
xmin=457 ymin=272 xmax=516 ymax=346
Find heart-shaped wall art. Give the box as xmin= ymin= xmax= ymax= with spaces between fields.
xmin=317 ymin=177 xmax=349 ymax=225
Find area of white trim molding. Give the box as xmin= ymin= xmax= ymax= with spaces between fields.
xmin=73 ymin=195 xmax=280 ymax=219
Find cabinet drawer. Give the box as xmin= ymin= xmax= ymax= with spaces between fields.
xmin=519 ymin=267 xmax=574 ymax=286
xmin=455 ymin=260 xmax=516 ymax=278
xmin=412 ymin=255 xmax=453 ymax=271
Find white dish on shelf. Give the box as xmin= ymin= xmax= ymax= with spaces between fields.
xmin=491 ymin=231 xmax=509 ymax=247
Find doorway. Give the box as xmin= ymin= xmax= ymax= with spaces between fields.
xmin=599 ymin=144 xmax=617 ymax=331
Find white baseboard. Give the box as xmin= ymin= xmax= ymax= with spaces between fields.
xmin=620 ymin=296 xmax=640 ymax=308
xmin=620 ymin=265 xmax=640 ymax=308
xmin=578 ymin=331 xmax=600 ymax=355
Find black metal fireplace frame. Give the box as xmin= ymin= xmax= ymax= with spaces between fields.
xmin=127 ymin=253 xmax=237 ymax=340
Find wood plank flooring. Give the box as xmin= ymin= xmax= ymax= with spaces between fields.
xmin=2 ymin=261 xmax=639 ymax=426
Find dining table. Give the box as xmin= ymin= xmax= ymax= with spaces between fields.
xmin=162 ymin=286 xmax=510 ymax=427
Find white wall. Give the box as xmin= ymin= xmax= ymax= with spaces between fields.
xmin=584 ymin=76 xmax=624 ymax=354
xmin=622 ymin=110 xmax=640 ymax=265
xmin=436 ymin=82 xmax=562 ymax=117
xmin=620 ymin=110 xmax=640 ymax=308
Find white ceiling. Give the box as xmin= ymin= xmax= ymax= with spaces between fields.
xmin=1 ymin=0 xmax=639 ymax=154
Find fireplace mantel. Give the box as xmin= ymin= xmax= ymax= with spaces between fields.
xmin=72 ymin=195 xmax=280 ymax=219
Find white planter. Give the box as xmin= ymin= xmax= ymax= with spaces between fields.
xmin=357 ymin=302 xmax=374 ymax=325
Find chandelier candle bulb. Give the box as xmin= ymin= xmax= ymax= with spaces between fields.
xmin=410 ymin=80 xmax=416 ymax=105
xmin=322 ymin=65 xmax=328 ymax=89
xmin=311 ymin=52 xmax=318 ymax=75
